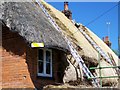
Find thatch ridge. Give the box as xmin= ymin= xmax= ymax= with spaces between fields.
xmin=1 ymin=2 xmax=69 ymax=51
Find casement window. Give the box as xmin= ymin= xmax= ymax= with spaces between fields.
xmin=38 ymin=49 xmax=52 ymax=77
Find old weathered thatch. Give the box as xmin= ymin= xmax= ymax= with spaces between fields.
xmin=1 ymin=2 xmax=69 ymax=51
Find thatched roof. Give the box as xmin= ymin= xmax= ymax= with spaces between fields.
xmin=1 ymin=2 xmax=69 ymax=51
xmin=40 ymin=1 xmax=119 ymax=86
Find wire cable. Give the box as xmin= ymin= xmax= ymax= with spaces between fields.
xmin=71 ymin=2 xmax=119 ymax=35
xmin=85 ymin=3 xmax=119 ymax=27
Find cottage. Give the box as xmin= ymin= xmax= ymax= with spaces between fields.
xmin=1 ymin=0 xmax=119 ymax=89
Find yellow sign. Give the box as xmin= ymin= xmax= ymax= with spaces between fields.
xmin=31 ymin=43 xmax=44 ymax=47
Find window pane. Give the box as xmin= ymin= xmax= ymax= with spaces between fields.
xmin=46 ymin=51 xmax=51 ymax=62
xmin=38 ymin=49 xmax=43 ymax=60
xmin=38 ymin=61 xmax=43 ymax=73
xmin=46 ymin=63 xmax=50 ymax=74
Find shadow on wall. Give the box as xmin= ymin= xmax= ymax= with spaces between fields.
xmin=53 ymin=49 xmax=69 ymax=83
xmin=2 ymin=25 xmax=27 ymax=56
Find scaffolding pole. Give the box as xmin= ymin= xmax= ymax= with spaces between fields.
xmin=90 ymin=66 xmax=120 ymax=70
xmin=89 ymin=53 xmax=120 ymax=87
xmin=88 ymin=76 xmax=119 ymax=79
xmin=98 ymin=53 xmax=102 ymax=87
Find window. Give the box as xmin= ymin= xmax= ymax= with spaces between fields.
xmin=38 ymin=49 xmax=52 ymax=77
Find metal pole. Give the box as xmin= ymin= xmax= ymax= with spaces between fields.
xmin=90 ymin=66 xmax=120 ymax=70
xmin=106 ymin=22 xmax=110 ymax=40
xmin=88 ymin=75 xmax=119 ymax=79
xmin=98 ymin=53 xmax=102 ymax=87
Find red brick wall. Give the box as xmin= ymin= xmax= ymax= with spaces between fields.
xmin=2 ymin=26 xmax=34 ymax=88
xmin=2 ymin=26 xmax=68 ymax=89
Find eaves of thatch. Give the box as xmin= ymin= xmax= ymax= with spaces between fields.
xmin=1 ymin=2 xmax=69 ymax=51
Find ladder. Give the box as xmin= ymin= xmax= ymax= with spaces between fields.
xmin=78 ymin=26 xmax=120 ymax=77
xmin=78 ymin=27 xmax=113 ymax=65
xmin=35 ymin=0 xmax=100 ymax=87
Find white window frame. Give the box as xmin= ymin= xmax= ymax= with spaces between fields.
xmin=37 ymin=48 xmax=52 ymax=77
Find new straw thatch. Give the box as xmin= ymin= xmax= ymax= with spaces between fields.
xmin=1 ymin=2 xmax=69 ymax=51
xmin=40 ymin=0 xmax=119 ymax=86
xmin=40 ymin=0 xmax=99 ymax=65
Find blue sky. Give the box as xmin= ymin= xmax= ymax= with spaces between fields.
xmin=47 ymin=2 xmax=119 ymax=50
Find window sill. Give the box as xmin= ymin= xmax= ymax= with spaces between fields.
xmin=37 ymin=73 xmax=52 ymax=77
